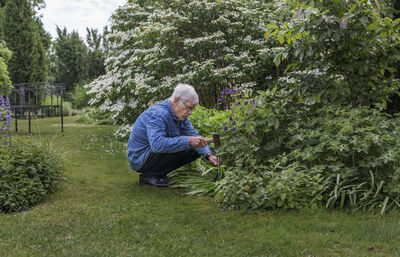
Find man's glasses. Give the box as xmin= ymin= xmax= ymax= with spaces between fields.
xmin=180 ymin=98 xmax=195 ymax=111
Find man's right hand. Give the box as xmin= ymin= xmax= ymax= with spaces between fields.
xmin=188 ymin=136 xmax=208 ymax=148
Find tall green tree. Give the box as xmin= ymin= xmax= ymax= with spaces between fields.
xmin=51 ymin=26 xmax=88 ymax=92
xmin=2 ymin=0 xmax=48 ymax=83
xmin=86 ymin=28 xmax=105 ymax=81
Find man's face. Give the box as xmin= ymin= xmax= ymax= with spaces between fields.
xmin=172 ymin=97 xmax=195 ymax=120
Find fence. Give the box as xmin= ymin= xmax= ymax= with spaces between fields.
xmin=10 ymin=82 xmax=65 ymax=133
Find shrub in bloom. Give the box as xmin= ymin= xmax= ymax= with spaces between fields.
xmin=85 ymin=0 xmax=282 ymax=138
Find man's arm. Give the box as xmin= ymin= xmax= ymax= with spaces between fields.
xmin=147 ymin=113 xmax=190 ymax=153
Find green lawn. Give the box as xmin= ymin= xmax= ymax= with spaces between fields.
xmin=1 ymin=116 xmax=399 ymax=257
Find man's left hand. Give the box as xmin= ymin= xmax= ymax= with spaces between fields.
xmin=209 ymin=155 xmax=221 ymax=167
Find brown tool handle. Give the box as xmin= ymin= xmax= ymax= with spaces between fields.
xmin=205 ymin=138 xmax=214 ymax=144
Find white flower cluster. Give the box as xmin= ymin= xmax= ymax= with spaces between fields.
xmin=86 ymin=0 xmax=282 ymax=138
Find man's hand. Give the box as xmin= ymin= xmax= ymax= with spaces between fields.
xmin=188 ymin=136 xmax=208 ymax=148
xmin=209 ymin=155 xmax=221 ymax=167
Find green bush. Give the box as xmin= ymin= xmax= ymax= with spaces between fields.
xmin=0 ymin=141 xmax=63 ymax=213
xmin=175 ymin=89 xmax=400 ymax=213
xmin=215 ymin=103 xmax=400 ymax=213
xmin=285 ymin=106 xmax=400 ymax=213
xmin=75 ymin=107 xmax=113 ymax=125
xmin=266 ymin=0 xmax=400 ymax=109
xmin=71 ymin=82 xmax=92 ymax=109
xmin=189 ymin=105 xmax=230 ymax=137
xmin=216 ymin=162 xmax=325 ymax=210
xmin=62 ymin=101 xmax=72 ymax=116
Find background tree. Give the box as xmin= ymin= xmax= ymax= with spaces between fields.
xmin=86 ymin=28 xmax=105 ymax=81
xmin=51 ymin=26 xmax=88 ymax=93
xmin=2 ymin=0 xmax=48 ymax=83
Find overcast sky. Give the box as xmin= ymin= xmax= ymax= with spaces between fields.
xmin=39 ymin=0 xmax=126 ymax=39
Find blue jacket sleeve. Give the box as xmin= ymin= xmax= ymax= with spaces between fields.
xmin=147 ymin=113 xmax=190 ymax=153
xmin=181 ymin=118 xmax=211 ymax=157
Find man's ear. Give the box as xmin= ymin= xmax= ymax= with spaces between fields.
xmin=173 ymin=96 xmax=180 ymax=103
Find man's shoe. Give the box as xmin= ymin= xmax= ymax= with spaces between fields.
xmin=139 ymin=175 xmax=169 ymax=187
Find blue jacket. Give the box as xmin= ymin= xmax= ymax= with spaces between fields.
xmin=127 ymin=100 xmax=211 ymax=171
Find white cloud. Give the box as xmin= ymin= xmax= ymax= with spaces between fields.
xmin=39 ymin=0 xmax=126 ymax=39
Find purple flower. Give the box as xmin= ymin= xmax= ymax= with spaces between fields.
xmin=242 ymin=121 xmax=246 ymax=125
xmin=232 ymin=121 xmax=236 ymax=126
xmin=232 ymin=127 xmax=236 ymax=132
xmin=250 ymin=100 xmax=255 ymax=105
xmin=0 ymin=95 xmax=12 ymax=145
xmin=218 ymin=97 xmax=224 ymax=102
xmin=236 ymin=102 xmax=241 ymax=106
xmin=229 ymin=116 xmax=233 ymax=121
xmin=244 ymin=101 xmax=248 ymax=105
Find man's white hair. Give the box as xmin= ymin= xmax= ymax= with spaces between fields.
xmin=169 ymin=83 xmax=199 ymax=105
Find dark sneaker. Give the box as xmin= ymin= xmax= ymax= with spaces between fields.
xmin=139 ymin=175 xmax=169 ymax=187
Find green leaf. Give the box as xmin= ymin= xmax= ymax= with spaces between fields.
xmin=266 ymin=23 xmax=279 ymax=29
xmin=380 ymin=197 xmax=389 ymax=216
xmin=273 ymin=53 xmax=283 ymax=67
xmin=265 ymin=30 xmax=272 ymax=41
xmin=274 ymin=119 xmax=280 ymax=129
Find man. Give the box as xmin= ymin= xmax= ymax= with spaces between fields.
xmin=127 ymin=84 xmax=219 ymax=187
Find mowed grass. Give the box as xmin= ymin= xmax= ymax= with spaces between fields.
xmin=1 ymin=116 xmax=400 ymax=257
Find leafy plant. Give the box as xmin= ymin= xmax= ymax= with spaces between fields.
xmin=189 ymin=105 xmax=230 ymax=137
xmin=0 ymin=140 xmax=63 ymax=213
xmin=285 ymin=106 xmax=400 ymax=213
xmin=175 ymin=89 xmax=400 ymax=213
xmin=169 ymin=159 xmax=219 ymax=197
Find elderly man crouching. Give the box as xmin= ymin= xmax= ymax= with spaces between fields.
xmin=127 ymin=84 xmax=219 ymax=187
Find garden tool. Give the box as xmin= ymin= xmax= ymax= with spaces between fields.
xmin=206 ymin=133 xmax=222 ymax=180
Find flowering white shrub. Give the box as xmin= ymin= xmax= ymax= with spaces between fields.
xmin=86 ymin=0 xmax=282 ymax=137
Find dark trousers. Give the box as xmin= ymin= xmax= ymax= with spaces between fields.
xmin=137 ymin=149 xmax=200 ymax=177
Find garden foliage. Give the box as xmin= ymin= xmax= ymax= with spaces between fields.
xmin=86 ymin=0 xmax=280 ymax=137
xmin=0 ymin=141 xmax=63 ymax=213
xmin=176 ymin=0 xmax=400 ymax=213
xmin=185 ymin=91 xmax=400 ymax=213
xmin=81 ymin=0 xmax=400 ymax=213
xmin=265 ymin=0 xmax=400 ymax=109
